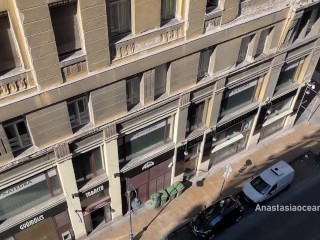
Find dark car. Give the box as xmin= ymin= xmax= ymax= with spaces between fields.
xmin=189 ymin=195 xmax=244 ymax=239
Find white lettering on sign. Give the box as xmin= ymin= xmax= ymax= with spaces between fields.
xmin=19 ymin=215 xmax=45 ymax=230
xmin=142 ymin=161 xmax=155 ymax=170
xmin=0 ymin=173 xmax=47 ymax=200
xmin=85 ymin=185 xmax=104 ymax=198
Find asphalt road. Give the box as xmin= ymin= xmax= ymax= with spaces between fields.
xmin=164 ymin=167 xmax=320 ymax=240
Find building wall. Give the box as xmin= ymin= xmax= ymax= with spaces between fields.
xmin=1 ymin=0 xmax=320 ymax=239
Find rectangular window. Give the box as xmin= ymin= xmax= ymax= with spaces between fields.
xmin=49 ymin=1 xmax=81 ymax=58
xmin=109 ymin=0 xmax=131 ymax=37
xmin=198 ymin=48 xmax=212 ymax=79
xmin=161 ymin=0 xmax=176 ymax=23
xmin=155 ymin=64 xmax=167 ymax=98
xmin=266 ymin=94 xmax=295 ymax=118
xmin=126 ymin=75 xmax=141 ymax=110
xmin=237 ymin=35 xmax=253 ymax=64
xmin=118 ymin=118 xmax=173 ymax=163
xmin=275 ymin=60 xmax=302 ymax=91
xmin=4 ymin=119 xmax=32 ymax=152
xmin=0 ymin=168 xmax=61 ymax=221
xmin=256 ymin=28 xmax=271 ymax=56
xmin=221 ymin=80 xmax=259 ymax=116
xmin=73 ymin=147 xmax=105 ymax=188
xmin=0 ymin=12 xmax=21 ymax=74
xmin=206 ymin=0 xmax=219 ymax=13
xmin=67 ymin=96 xmax=89 ymax=128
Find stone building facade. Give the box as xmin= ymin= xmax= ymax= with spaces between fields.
xmin=0 ymin=0 xmax=319 ymax=239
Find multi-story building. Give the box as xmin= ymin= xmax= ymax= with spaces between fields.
xmin=0 ymin=0 xmax=319 ymax=239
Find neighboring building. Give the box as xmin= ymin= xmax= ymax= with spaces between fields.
xmin=0 ymin=0 xmax=319 ymax=239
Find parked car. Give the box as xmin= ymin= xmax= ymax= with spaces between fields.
xmin=243 ymin=160 xmax=295 ymax=203
xmin=190 ymin=195 xmax=244 ymax=239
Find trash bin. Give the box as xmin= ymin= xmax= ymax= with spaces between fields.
xmin=173 ymin=181 xmax=185 ymax=197
xmin=159 ymin=189 xmax=169 ymax=205
xmin=166 ymin=185 xmax=177 ymax=200
xmin=151 ymin=192 xmax=161 ymax=208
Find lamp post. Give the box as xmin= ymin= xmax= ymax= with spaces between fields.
xmin=114 ymin=173 xmax=141 ymax=240
xmin=126 ymin=177 xmax=134 ymax=240
xmin=296 ymin=82 xmax=319 ymax=122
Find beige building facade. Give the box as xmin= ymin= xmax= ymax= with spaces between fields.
xmin=0 ymin=0 xmax=319 ymax=239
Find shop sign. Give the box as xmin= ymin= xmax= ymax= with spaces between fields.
xmin=81 ymin=182 xmax=109 ymax=200
xmin=142 ymin=161 xmax=154 ymax=170
xmin=0 ymin=174 xmax=46 ymax=200
xmin=83 ymin=196 xmax=111 ymax=216
xmin=0 ymin=202 xmax=67 ymax=240
xmin=19 ymin=214 xmax=45 ymax=230
xmin=85 ymin=185 xmax=104 ymax=198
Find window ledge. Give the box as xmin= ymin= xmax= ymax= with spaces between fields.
xmin=262 ymin=109 xmax=293 ymax=127
xmin=0 ymin=67 xmax=25 ymax=81
xmin=273 ymin=83 xmax=299 ymax=98
xmin=205 ymin=7 xmax=222 ymax=21
xmin=59 ymin=50 xmax=86 ymax=68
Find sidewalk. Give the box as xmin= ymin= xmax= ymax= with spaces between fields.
xmin=88 ymin=121 xmax=320 ymax=240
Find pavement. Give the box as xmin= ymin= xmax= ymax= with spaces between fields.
xmin=86 ymin=116 xmax=320 ymax=240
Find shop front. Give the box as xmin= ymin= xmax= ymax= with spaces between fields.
xmin=203 ymin=110 xmax=257 ymax=168
xmin=79 ymin=182 xmax=112 ymax=234
xmin=258 ymin=90 xmax=296 ymax=140
xmin=120 ymin=149 xmax=174 ymax=212
xmin=0 ymin=168 xmax=73 ymax=240
xmin=175 ymin=135 xmax=203 ymax=180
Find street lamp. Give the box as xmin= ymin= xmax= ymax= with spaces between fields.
xmin=296 ymin=82 xmax=319 ymax=122
xmin=114 ymin=173 xmax=141 ymax=240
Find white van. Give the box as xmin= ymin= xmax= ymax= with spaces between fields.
xmin=243 ymin=160 xmax=295 ymax=203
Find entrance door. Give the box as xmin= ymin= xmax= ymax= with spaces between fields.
xmin=129 ymin=159 xmax=172 ymax=203
xmin=91 ymin=208 xmax=105 ymax=229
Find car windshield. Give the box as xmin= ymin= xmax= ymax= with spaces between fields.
xmin=250 ymin=176 xmax=271 ymax=195
xmin=202 ymin=197 xmax=235 ymax=226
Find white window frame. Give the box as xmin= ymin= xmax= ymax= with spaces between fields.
xmin=67 ymin=96 xmax=89 ymax=128
xmin=3 ymin=119 xmax=31 ymax=152
xmin=109 ymin=0 xmax=131 ymax=37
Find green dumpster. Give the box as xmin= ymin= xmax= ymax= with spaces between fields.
xmin=173 ymin=181 xmax=185 ymax=197
xmin=151 ymin=192 xmax=161 ymax=208
xmin=166 ymin=185 xmax=177 ymax=200
xmin=159 ymin=189 xmax=169 ymax=205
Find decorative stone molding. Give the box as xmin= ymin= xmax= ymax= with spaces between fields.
xmin=62 ymin=61 xmax=87 ymax=79
xmin=103 ymin=124 xmax=117 ymax=139
xmin=54 ymin=142 xmax=70 ymax=159
xmin=0 ymin=74 xmax=29 ymax=97
xmin=179 ymin=92 xmax=191 ymax=108
xmin=205 ymin=16 xmax=222 ymax=32
xmin=112 ymin=22 xmax=184 ymax=60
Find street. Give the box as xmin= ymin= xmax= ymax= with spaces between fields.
xmin=163 ymin=154 xmax=320 ymax=240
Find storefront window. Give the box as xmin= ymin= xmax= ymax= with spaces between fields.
xmin=260 ymin=117 xmax=286 ymax=139
xmin=266 ymin=95 xmax=294 ymax=117
xmin=221 ymin=80 xmax=259 ymax=116
xmin=118 ymin=118 xmax=173 ymax=164
xmin=0 ymin=168 xmax=61 ymax=221
xmin=275 ymin=60 xmax=303 ymax=91
xmin=73 ymin=147 xmax=105 ymax=188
